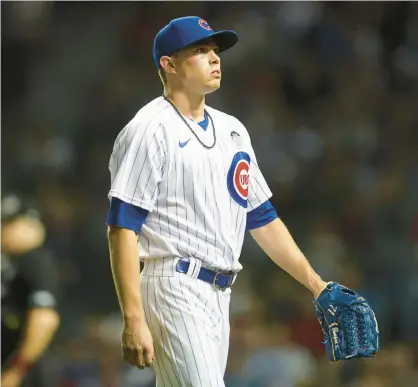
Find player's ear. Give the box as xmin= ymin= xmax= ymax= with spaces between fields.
xmin=160 ymin=56 xmax=176 ymax=75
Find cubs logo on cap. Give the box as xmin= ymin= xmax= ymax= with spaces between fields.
xmin=227 ymin=152 xmax=250 ymax=208
xmin=198 ymin=19 xmax=212 ymax=31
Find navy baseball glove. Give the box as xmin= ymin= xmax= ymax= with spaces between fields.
xmin=313 ymin=282 xmax=379 ymax=362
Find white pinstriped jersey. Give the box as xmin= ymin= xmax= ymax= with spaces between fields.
xmin=108 ymin=96 xmax=272 ymax=273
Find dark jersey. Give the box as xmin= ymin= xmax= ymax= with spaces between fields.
xmin=1 ymin=247 xmax=59 ymax=366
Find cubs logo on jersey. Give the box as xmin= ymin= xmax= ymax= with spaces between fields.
xmin=227 ymin=152 xmax=250 ymax=208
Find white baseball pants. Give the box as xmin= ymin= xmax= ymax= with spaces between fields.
xmin=141 ymin=258 xmax=231 ymax=387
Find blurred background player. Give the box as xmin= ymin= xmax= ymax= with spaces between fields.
xmin=1 ymin=192 xmax=61 ymax=387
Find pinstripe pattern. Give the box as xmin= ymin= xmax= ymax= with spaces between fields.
xmin=109 ymin=97 xmax=273 ymax=384
xmin=141 ymin=265 xmax=229 ymax=386
xmin=108 ymin=97 xmax=272 ymax=273
xmin=144 ymin=274 xmax=168 ymax=386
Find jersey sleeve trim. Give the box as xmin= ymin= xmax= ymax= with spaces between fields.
xmin=246 ymin=200 xmax=278 ymax=231
xmin=106 ymin=197 xmax=149 ymax=233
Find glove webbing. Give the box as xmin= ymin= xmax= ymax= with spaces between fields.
xmin=341 ymin=305 xmax=373 ymax=355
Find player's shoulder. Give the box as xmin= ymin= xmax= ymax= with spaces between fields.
xmin=114 ymin=97 xmax=170 ymax=143
xmin=128 ymin=96 xmax=171 ymax=131
xmin=205 ymin=105 xmax=250 ymax=137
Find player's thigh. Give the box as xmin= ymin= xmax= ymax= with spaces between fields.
xmin=219 ymin=316 xmax=230 ymax=376
xmin=218 ymin=289 xmax=231 ymax=376
xmin=141 ymin=274 xmax=225 ymax=387
xmin=153 ymin=334 xmax=223 ymax=387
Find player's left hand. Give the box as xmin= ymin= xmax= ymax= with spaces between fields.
xmin=313 ymin=282 xmax=379 ymax=362
xmin=1 ymin=368 xmax=24 ymax=387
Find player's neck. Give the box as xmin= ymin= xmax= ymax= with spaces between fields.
xmin=164 ymin=89 xmax=205 ymax=122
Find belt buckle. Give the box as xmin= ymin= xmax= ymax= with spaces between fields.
xmin=212 ymin=272 xmax=225 ymax=292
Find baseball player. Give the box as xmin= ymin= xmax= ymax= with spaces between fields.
xmin=1 ymin=193 xmax=61 ymax=387
xmin=106 ymin=16 xmax=329 ymax=386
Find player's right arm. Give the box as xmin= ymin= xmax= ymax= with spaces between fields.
xmin=107 ymin=227 xmax=143 ymax=320
xmin=106 ymin=116 xmax=167 ymax=369
xmin=107 ymin=226 xmax=154 ymax=369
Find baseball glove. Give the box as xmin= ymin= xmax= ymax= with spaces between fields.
xmin=313 ymin=282 xmax=379 ymax=362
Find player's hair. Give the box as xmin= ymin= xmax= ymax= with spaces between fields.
xmin=158 ymin=67 xmax=167 ymax=87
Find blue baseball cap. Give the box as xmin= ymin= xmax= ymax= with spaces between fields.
xmin=153 ymin=16 xmax=239 ymax=69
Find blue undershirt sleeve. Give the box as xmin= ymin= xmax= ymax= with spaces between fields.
xmin=246 ymin=200 xmax=279 ymax=231
xmin=106 ymin=197 xmax=149 ymax=234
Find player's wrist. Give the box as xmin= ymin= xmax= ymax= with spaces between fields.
xmin=311 ymin=279 xmax=328 ymax=299
xmin=7 ymin=354 xmax=33 ymax=377
xmin=123 ymin=313 xmax=146 ymax=325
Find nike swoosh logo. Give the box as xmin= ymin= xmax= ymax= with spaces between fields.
xmin=179 ymin=139 xmax=191 ymax=148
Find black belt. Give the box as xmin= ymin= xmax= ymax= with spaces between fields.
xmin=176 ymin=259 xmax=235 ymax=291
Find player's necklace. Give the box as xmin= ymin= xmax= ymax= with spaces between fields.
xmin=163 ymin=95 xmax=217 ymax=149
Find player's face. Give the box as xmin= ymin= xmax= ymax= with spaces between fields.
xmin=172 ymin=41 xmax=221 ymax=95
